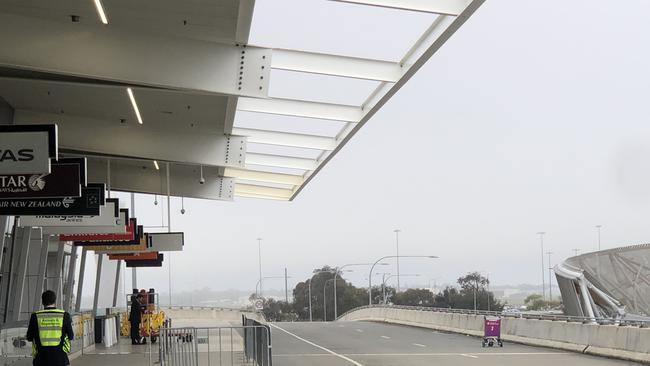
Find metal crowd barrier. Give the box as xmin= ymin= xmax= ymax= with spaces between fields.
xmin=337 ymin=304 xmax=650 ymax=327
xmin=158 ymin=319 xmax=272 ymax=366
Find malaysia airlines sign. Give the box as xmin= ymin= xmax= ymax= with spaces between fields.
xmin=0 ymin=124 xmax=58 ymax=175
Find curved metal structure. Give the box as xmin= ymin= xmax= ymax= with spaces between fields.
xmin=554 ymin=243 xmax=650 ymax=319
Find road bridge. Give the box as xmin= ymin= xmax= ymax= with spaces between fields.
xmin=270 ymin=321 xmax=638 ymax=366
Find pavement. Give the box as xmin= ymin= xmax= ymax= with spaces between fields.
xmin=270 ymin=321 xmax=643 ymax=366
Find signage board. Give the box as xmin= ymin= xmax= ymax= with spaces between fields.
xmin=147 ymin=232 xmax=184 ymax=252
xmin=0 ymin=158 xmax=85 ymax=199
xmin=0 ymin=124 xmax=58 ymax=175
xmin=126 ymin=253 xmax=163 ymax=268
xmin=254 ymin=299 xmax=264 ymax=311
xmin=62 ymin=218 xmax=139 ymax=244
xmin=109 ymin=252 xmax=158 ymax=261
xmin=0 ymin=183 xmax=105 ymax=216
xmin=85 ymin=233 xmax=150 ymax=253
xmin=20 ymin=198 xmax=119 ymax=228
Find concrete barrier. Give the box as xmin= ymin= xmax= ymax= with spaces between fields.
xmin=339 ymin=307 xmax=650 ymax=364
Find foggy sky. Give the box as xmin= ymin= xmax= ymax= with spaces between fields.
xmin=86 ymin=0 xmax=650 ymax=299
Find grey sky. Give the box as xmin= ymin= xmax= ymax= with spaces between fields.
xmin=89 ymin=0 xmax=650 ymax=297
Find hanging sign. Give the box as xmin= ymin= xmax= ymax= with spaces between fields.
xmin=0 ymin=124 xmax=58 ymax=175
xmin=108 ymin=252 xmax=158 ymax=261
xmin=147 ymin=232 xmax=184 ymax=252
xmin=85 ymin=233 xmax=151 ymax=253
xmin=20 ymin=199 xmax=127 ymax=235
xmin=126 ymin=253 xmax=163 ymax=268
xmin=0 ymin=183 xmax=105 ymax=216
xmin=62 ymin=218 xmax=139 ymax=243
xmin=0 ymin=158 xmax=85 ymax=199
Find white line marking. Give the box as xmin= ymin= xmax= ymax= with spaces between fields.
xmin=355 ymin=329 xmax=364 ymax=333
xmin=461 ymin=354 xmax=479 ymax=359
xmin=413 ymin=343 xmax=426 ymax=347
xmin=380 ymin=336 xmax=391 ymax=339
xmin=270 ymin=323 xmax=364 ymax=366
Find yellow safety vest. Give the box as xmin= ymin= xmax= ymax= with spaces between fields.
xmin=32 ymin=309 xmax=70 ymax=356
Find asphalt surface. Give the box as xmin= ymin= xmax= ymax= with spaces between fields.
xmin=271 ymin=321 xmax=642 ymax=366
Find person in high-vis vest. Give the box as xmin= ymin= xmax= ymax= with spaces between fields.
xmin=26 ymin=290 xmax=74 ymax=366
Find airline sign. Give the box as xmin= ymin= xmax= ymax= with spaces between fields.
xmin=0 ymin=158 xmax=86 ymax=199
xmin=109 ymin=252 xmax=158 ymax=261
xmin=0 ymin=183 xmax=105 ymax=216
xmin=62 ymin=218 xmax=140 ymax=244
xmin=85 ymin=233 xmax=151 ymax=253
xmin=126 ymin=253 xmax=163 ymax=268
xmin=0 ymin=124 xmax=58 ymax=175
xmin=147 ymin=232 xmax=184 ymax=252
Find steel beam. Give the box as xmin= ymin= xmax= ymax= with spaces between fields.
xmin=329 ymin=0 xmax=471 ymax=15
xmin=33 ymin=235 xmax=50 ymax=312
xmin=63 ymin=245 xmax=78 ymax=313
xmin=86 ymin=158 xmax=235 ymax=201
xmin=0 ymin=13 xmax=271 ymax=97
xmin=233 ymin=128 xmax=335 ymax=150
xmin=112 ymin=260 xmax=122 ymax=307
xmin=237 ymin=97 xmax=363 ymax=122
xmin=53 ymin=240 xmax=65 ymax=308
xmin=246 ymin=153 xmax=318 ymax=171
xmin=271 ymin=49 xmax=403 ymax=82
xmin=292 ymin=0 xmax=486 ymax=200
xmin=235 ymin=184 xmax=294 ymax=200
xmin=75 ymin=249 xmax=87 ymax=313
xmin=15 ymin=110 xmax=246 ymax=169
xmin=92 ymin=254 xmax=104 ymax=317
xmin=9 ymin=227 xmax=32 ymax=321
xmin=224 ymin=168 xmax=304 ymax=186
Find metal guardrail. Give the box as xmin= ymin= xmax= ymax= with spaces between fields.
xmin=337 ymin=304 xmax=650 ymax=327
xmin=158 ymin=319 xmax=272 ymax=366
xmin=163 ymin=306 xmax=244 ymax=312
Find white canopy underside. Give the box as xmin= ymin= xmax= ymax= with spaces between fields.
xmin=0 ymin=0 xmax=484 ymax=201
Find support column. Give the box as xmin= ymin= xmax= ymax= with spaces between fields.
xmin=131 ymin=192 xmax=137 ymax=290
xmin=63 ymin=245 xmax=78 ymax=312
xmin=112 ymin=260 xmax=122 ymax=307
xmin=10 ymin=227 xmax=32 ymax=321
xmin=53 ymin=240 xmax=65 ymax=308
xmin=0 ymin=216 xmax=10 ymax=275
xmin=92 ymin=254 xmax=104 ymax=317
xmin=33 ymin=235 xmax=50 ymax=312
xmin=75 ymin=249 xmax=87 ymax=312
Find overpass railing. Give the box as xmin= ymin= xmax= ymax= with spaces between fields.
xmin=337 ymin=304 xmax=650 ymax=327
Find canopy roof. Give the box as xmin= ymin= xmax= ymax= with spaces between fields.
xmin=0 ymin=0 xmax=484 ymax=201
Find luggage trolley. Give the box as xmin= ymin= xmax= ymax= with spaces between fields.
xmin=482 ymin=316 xmax=503 ymax=347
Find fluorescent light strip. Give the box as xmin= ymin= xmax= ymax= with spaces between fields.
xmin=153 ymin=160 xmax=159 ymax=170
xmin=93 ymin=0 xmax=109 ymax=24
xmin=126 ymin=88 xmax=143 ymax=124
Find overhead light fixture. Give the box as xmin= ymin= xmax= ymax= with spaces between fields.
xmin=126 ymin=88 xmax=143 ymax=124
xmin=153 ymin=160 xmax=159 ymax=170
xmin=199 ymin=165 xmax=205 ymax=184
xmin=93 ymin=0 xmax=109 ymax=24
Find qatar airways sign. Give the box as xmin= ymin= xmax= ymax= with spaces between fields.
xmin=0 ymin=125 xmax=58 ymax=175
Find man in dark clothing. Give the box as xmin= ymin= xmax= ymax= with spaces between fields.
xmin=129 ymin=294 xmax=143 ymax=344
xmin=26 ymin=290 xmax=74 ymax=366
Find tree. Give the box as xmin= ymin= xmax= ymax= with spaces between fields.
xmin=393 ymin=288 xmax=435 ymax=307
xmin=524 ymin=293 xmax=561 ymax=311
xmin=262 ymin=298 xmax=298 ymax=322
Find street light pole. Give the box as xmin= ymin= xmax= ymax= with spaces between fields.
xmin=368 ymin=255 xmax=437 ymax=305
xmin=334 ymin=263 xmax=387 ymax=319
xmin=537 ymin=232 xmax=546 ymax=301
xmin=546 ymin=251 xmax=553 ymax=301
xmin=257 ymin=238 xmax=263 ymax=297
xmin=572 ymin=248 xmax=581 ymax=257
xmin=308 ymin=279 xmax=312 ymax=322
xmin=394 ymin=229 xmax=401 ymax=292
xmin=323 ymin=279 xmax=335 ymax=321
xmin=596 ymin=225 xmax=602 ymax=251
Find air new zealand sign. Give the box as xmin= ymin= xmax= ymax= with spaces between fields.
xmin=0 ymin=183 xmax=105 ymax=216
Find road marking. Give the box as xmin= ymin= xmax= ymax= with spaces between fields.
xmin=413 ymin=343 xmax=426 ymax=347
xmin=270 ymin=323 xmax=364 ymax=366
xmin=461 ymin=354 xmax=479 ymax=359
xmin=339 ymin=325 xmax=345 ymax=328
xmin=380 ymin=336 xmax=391 ymax=339
xmin=355 ymin=329 xmax=364 ymax=333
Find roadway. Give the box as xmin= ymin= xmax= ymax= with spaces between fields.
xmin=270 ymin=321 xmax=641 ymax=366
